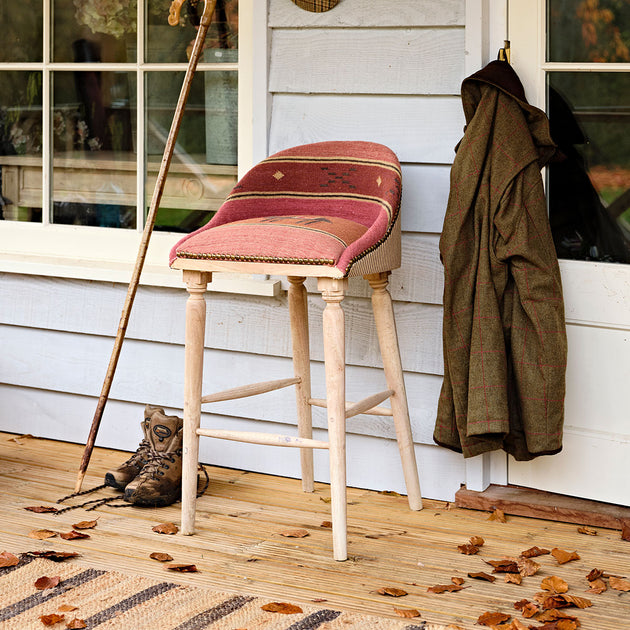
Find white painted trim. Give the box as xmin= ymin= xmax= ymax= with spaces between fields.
xmin=463 ymin=0 xmax=510 ymax=492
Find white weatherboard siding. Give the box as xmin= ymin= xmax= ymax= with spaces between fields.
xmin=0 ymin=0 xmax=467 ymax=500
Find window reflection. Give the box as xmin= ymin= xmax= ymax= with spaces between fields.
xmin=548 ymin=73 xmax=630 ymax=263
xmin=548 ymin=0 xmax=630 ymax=63
xmin=52 ymin=71 xmax=136 ymax=228
xmin=0 ymin=71 xmax=42 ymax=222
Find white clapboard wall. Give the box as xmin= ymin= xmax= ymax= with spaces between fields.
xmin=0 ymin=0 xmax=467 ymax=500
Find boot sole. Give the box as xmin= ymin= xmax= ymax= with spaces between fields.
xmin=104 ymin=473 xmax=128 ymax=492
xmin=124 ymin=492 xmax=181 ymax=508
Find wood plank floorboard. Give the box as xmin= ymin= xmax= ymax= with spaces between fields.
xmin=0 ymin=433 xmax=628 ymax=629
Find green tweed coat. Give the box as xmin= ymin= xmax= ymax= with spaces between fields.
xmin=433 ymin=61 xmax=568 ymax=461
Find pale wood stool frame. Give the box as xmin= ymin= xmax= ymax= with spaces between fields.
xmin=176 ymin=263 xmax=422 ymax=561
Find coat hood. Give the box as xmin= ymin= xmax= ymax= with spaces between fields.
xmin=461 ymin=60 xmax=557 ymax=168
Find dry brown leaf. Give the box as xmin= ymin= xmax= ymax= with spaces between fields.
xmin=586 ymin=578 xmax=607 ymax=594
xmin=0 ymin=551 xmax=20 ymax=567
xmin=517 ymin=556 xmax=541 ymax=577
xmin=279 ymin=529 xmax=309 ymax=538
xmin=585 ymin=568 xmax=603 ymax=581
xmin=72 ymin=520 xmax=98 ymax=530
xmin=620 ymin=519 xmax=630 ymax=542
xmin=551 ymin=548 xmax=580 ymax=564
xmin=609 ymin=576 xmax=630 ymax=592
xmin=34 ymin=575 xmax=61 ymax=590
xmin=7 ymin=433 xmax=36 ymax=443
xmin=320 ymin=521 xmax=332 ymax=528
xmin=521 ymin=546 xmax=550 ymax=558
xmin=457 ymin=543 xmax=480 ymax=555
xmin=149 ymin=552 xmax=173 ymax=562
xmin=577 ymin=526 xmax=597 ymax=536
xmin=66 ymin=619 xmax=87 ymax=629
xmin=376 ymin=587 xmax=407 ymax=597
xmin=25 ymin=506 xmax=59 ymax=514
xmin=152 ymin=522 xmax=178 ymax=535
xmin=470 ymin=536 xmax=485 ymax=546
xmin=505 ymin=573 xmax=523 ymax=585
xmin=542 ymin=594 xmax=592 ymax=610
xmin=513 ymin=599 xmax=531 ymax=611
xmin=59 ymin=531 xmax=90 ymax=540
xmin=476 ymin=611 xmax=511 ymax=626
xmin=378 ymin=490 xmax=402 ymax=497
xmin=485 ymin=559 xmax=519 ymax=574
xmin=535 ymin=609 xmax=579 ymax=622
xmin=57 ymin=605 xmax=78 ymax=612
xmin=29 ymin=529 xmax=58 ymax=540
xmin=451 ymin=577 xmax=465 ymax=585
xmin=488 ymin=508 xmax=507 ymax=522
xmin=468 ymin=572 xmax=496 ymax=582
xmin=541 ymin=576 xmax=569 ymax=593
xmin=39 ymin=613 xmax=64 ymax=626
xmin=506 ymin=620 xmax=529 ymax=630
xmin=427 ymin=584 xmax=464 ymax=594
xmin=165 ymin=564 xmax=198 ymax=572
xmin=394 ymin=608 xmax=421 ymax=618
xmin=261 ymin=602 xmax=303 ymax=614
xmin=319 ymin=496 xmax=331 ymax=503
xmin=521 ymin=602 xmax=540 ymax=618
xmin=25 ymin=551 xmax=80 ymax=562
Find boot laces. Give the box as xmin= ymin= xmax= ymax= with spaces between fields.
xmin=136 ymin=448 xmax=178 ymax=479
xmin=121 ymin=438 xmax=150 ymax=467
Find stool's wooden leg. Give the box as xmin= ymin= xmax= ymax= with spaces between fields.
xmin=318 ymin=277 xmax=348 ymax=561
xmin=367 ymin=272 xmax=423 ymax=511
xmin=181 ymin=270 xmax=211 ymax=535
xmin=288 ymin=277 xmax=314 ymax=493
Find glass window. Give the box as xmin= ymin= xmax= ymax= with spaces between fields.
xmin=1 ymin=0 xmax=240 ymax=235
xmin=546 ymin=0 xmax=630 ymax=264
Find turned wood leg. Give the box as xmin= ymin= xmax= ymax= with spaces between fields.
xmin=318 ymin=277 xmax=348 ymax=561
xmin=181 ymin=270 xmax=211 ymax=535
xmin=367 ymin=272 xmax=423 ymax=511
xmin=288 ymin=277 xmax=314 ymax=493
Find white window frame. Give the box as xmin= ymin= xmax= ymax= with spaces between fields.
xmin=0 ymin=0 xmax=276 ymax=295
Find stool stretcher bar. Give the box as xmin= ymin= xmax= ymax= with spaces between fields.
xmin=309 ymin=398 xmax=394 ymax=417
xmin=195 ymin=428 xmax=330 ymax=449
xmin=201 ymin=377 xmax=301 ymax=404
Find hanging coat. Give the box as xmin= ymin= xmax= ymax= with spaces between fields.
xmin=433 ymin=60 xmax=567 ymax=461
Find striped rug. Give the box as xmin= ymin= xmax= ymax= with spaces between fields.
xmin=0 ymin=556 xmax=454 ymax=629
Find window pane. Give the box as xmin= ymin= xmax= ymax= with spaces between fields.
xmin=0 ymin=71 xmax=43 ymax=223
xmin=145 ymin=71 xmax=237 ymax=232
xmin=146 ymin=0 xmax=238 ymax=63
xmin=52 ymin=71 xmax=137 ymax=228
xmin=548 ymin=0 xmax=630 ymax=63
xmin=1 ymin=0 xmax=43 ymax=62
xmin=54 ymin=0 xmax=136 ymax=62
xmin=547 ymin=72 xmax=630 ymax=263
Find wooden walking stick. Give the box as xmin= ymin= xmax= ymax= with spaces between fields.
xmin=74 ymin=0 xmax=218 ymax=492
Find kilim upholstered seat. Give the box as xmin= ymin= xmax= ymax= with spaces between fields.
xmin=170 ymin=141 xmax=422 ymax=561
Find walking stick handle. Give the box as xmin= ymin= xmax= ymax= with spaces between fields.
xmin=74 ymin=0 xmax=218 ymax=493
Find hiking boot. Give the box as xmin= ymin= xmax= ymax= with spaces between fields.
xmin=104 ymin=405 xmax=164 ymax=491
xmin=124 ymin=410 xmax=184 ymax=507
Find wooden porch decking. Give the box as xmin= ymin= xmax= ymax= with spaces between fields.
xmin=0 ymin=432 xmax=628 ymax=629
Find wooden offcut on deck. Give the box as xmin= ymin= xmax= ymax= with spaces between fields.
xmin=1 ymin=433 xmax=629 ymax=629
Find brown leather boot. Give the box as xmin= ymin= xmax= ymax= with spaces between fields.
xmin=104 ymin=405 xmax=164 ymax=491
xmin=123 ymin=410 xmax=183 ymax=507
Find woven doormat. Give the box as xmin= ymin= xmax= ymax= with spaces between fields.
xmin=0 ymin=556 xmax=453 ymax=629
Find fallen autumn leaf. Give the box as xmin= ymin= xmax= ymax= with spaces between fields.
xmin=279 ymin=529 xmax=309 ymax=538
xmin=165 ymin=564 xmax=198 ymax=572
xmin=427 ymin=584 xmax=464 ymax=594
xmin=468 ymin=572 xmax=496 ymax=582
xmin=66 ymin=619 xmax=87 ymax=629
xmin=39 ymin=613 xmax=64 ymax=626
xmin=376 ymin=587 xmax=408 ymax=597
xmin=72 ymin=520 xmax=98 ymax=530
xmin=152 ymin=523 xmax=178 ymax=535
xmin=34 ymin=575 xmax=61 ymax=590
xmin=149 ymin=552 xmax=173 ymax=562
xmin=551 ymin=548 xmax=580 ymax=564
xmin=0 ymin=551 xmax=19 ymax=567
xmin=394 ymin=608 xmax=421 ymax=618
xmin=609 ymin=576 xmax=630 ymax=592
xmin=261 ymin=602 xmax=303 ymax=614
xmin=476 ymin=611 xmax=511 ymax=626
xmin=28 ymin=529 xmax=57 ymax=540
xmin=25 ymin=506 xmax=58 ymax=514
xmin=541 ymin=576 xmax=569 ymax=593
xmin=59 ymin=531 xmax=90 ymax=540
xmin=488 ymin=508 xmax=507 ymax=522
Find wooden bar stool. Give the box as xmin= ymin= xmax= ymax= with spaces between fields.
xmin=169 ymin=141 xmax=422 ymax=561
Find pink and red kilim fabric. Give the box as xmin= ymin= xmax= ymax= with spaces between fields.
xmin=169 ymin=141 xmax=402 ymax=276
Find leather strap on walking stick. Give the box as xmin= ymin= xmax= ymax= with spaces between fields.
xmin=74 ymin=0 xmax=218 ymax=493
